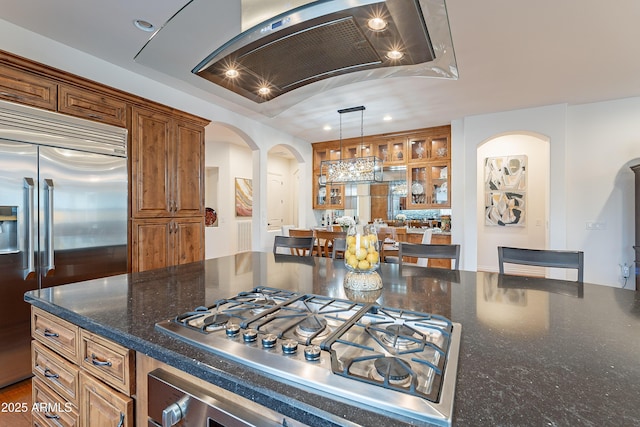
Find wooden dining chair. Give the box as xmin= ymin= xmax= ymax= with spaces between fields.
xmin=314 ymin=230 xmax=347 ymax=258
xmin=272 ymin=236 xmax=315 ymax=256
xmin=288 ymin=229 xmax=317 ymax=256
xmin=497 ymin=246 xmax=584 ymax=282
xmin=398 ymin=242 xmax=461 ymax=270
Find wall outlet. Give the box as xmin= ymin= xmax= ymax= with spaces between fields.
xmin=621 ymin=263 xmax=631 ymax=279
xmin=585 ymin=221 xmax=606 ymax=230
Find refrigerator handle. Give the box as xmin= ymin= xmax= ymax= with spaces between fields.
xmin=43 ymin=179 xmax=56 ymax=277
xmin=23 ymin=178 xmax=36 ymax=280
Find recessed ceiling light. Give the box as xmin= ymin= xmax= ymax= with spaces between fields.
xmin=133 ymin=19 xmax=155 ymax=32
xmin=383 ymin=115 xmax=392 ymax=121
xmin=386 ymin=50 xmax=404 ymax=60
xmin=323 ymin=125 xmax=332 ymax=131
xmin=225 ymin=69 xmax=239 ymax=78
xmin=258 ymin=86 xmax=271 ymax=96
xmin=367 ymin=17 xmax=387 ymax=31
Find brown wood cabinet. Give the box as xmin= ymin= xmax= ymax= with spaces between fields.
xmin=130 ymin=107 xmax=205 ymax=218
xmin=0 ymin=62 xmax=57 ymax=110
xmin=58 ymin=84 xmax=127 ymax=127
xmin=312 ymin=125 xmax=451 ymax=210
xmin=79 ymin=372 xmax=133 ymax=427
xmin=31 ymin=307 xmax=134 ymax=427
xmin=131 ymin=217 xmax=204 ymax=272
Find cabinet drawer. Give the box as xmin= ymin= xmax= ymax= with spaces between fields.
xmin=32 ymin=307 xmax=80 ymax=364
xmin=79 ymin=372 xmax=133 ymax=427
xmin=32 ymin=340 xmax=80 ymax=406
xmin=58 ymin=84 xmax=126 ymax=127
xmin=32 ymin=376 xmax=79 ymax=427
xmin=0 ymin=63 xmax=57 ymax=110
xmin=80 ymin=330 xmax=134 ymax=396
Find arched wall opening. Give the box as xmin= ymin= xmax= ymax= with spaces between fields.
xmin=476 ymin=132 xmax=550 ymax=274
xmin=204 ymin=122 xmax=306 ymax=259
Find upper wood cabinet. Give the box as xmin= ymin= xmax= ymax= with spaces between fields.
xmin=58 ymin=84 xmax=127 ymax=127
xmin=374 ymin=137 xmax=406 ymax=166
xmin=312 ymin=125 xmax=451 ymax=210
xmin=313 ymin=141 xmax=341 ymax=172
xmin=408 ymin=130 xmax=450 ymax=162
xmin=0 ymin=62 xmax=57 ymax=110
xmin=130 ymin=107 xmax=205 ymax=218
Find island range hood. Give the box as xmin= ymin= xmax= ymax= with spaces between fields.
xmin=192 ymin=0 xmax=451 ymax=103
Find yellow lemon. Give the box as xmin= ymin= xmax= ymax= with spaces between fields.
xmin=346 ymin=235 xmax=356 ymax=246
xmin=355 ymin=248 xmax=368 ymax=261
xmin=358 ymin=260 xmax=371 ymax=270
xmin=347 ymin=256 xmax=359 ymax=269
xmin=366 ymin=252 xmax=379 ymax=264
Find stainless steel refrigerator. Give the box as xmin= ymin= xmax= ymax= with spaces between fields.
xmin=0 ymin=100 xmax=128 ymax=387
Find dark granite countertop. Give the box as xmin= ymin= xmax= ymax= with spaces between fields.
xmin=25 ymin=252 xmax=640 ymax=426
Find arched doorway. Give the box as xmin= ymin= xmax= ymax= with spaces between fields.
xmin=476 ymin=132 xmax=550 ymax=273
xmin=203 ymin=122 xmax=256 ymax=259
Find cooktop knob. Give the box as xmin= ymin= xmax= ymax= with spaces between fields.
xmin=242 ymin=328 xmax=258 ymax=342
xmin=225 ymin=323 xmax=241 ymax=337
xmin=304 ymin=345 xmax=321 ymax=361
xmin=261 ymin=333 xmax=277 ymax=348
xmin=281 ymin=339 xmax=298 ymax=354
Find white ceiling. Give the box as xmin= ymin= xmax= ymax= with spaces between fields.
xmin=1 ymin=0 xmax=640 ymax=143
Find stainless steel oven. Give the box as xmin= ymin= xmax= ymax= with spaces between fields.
xmin=147 ymin=369 xmax=307 ymax=427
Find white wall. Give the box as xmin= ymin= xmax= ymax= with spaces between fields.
xmin=476 ymin=134 xmax=549 ymax=273
xmin=455 ymin=99 xmax=640 ymax=287
xmin=204 ymin=141 xmax=253 ymax=259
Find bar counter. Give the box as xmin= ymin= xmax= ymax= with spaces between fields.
xmin=25 ymin=252 xmax=640 ymax=426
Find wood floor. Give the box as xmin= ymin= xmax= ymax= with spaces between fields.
xmin=0 ymin=378 xmax=32 ymax=427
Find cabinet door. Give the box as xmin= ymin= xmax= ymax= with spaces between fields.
xmin=428 ymin=161 xmax=450 ymax=207
xmin=58 ymin=84 xmax=126 ymax=127
xmin=313 ymin=143 xmax=341 ymax=171
xmin=131 ymin=219 xmax=171 ymax=272
xmin=79 ymin=372 xmax=133 ymax=427
xmin=0 ymin=63 xmax=57 ymax=110
xmin=375 ymin=137 xmax=406 ymax=165
xmin=172 ymin=121 xmax=204 ymax=217
xmin=131 ymin=107 xmax=172 ymax=217
xmin=408 ymin=164 xmax=428 ymax=208
xmin=174 ymin=217 xmax=204 ymax=265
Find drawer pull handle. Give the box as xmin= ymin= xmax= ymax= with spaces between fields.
xmin=90 ymin=353 xmax=112 ymax=367
xmin=45 ymin=412 xmax=60 ymax=420
xmin=44 ymin=368 xmax=59 ymax=379
xmin=117 ymin=412 xmax=124 ymax=427
xmin=44 ymin=329 xmax=59 ymax=338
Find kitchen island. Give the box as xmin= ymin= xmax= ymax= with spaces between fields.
xmin=25 ymin=252 xmax=640 ymax=426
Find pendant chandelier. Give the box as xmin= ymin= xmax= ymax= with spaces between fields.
xmin=320 ymin=106 xmax=383 ymax=184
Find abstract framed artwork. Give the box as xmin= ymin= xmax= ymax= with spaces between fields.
xmin=235 ymin=177 xmax=253 ymax=217
xmin=484 ymin=155 xmax=526 ymax=226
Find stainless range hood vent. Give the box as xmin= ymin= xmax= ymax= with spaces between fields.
xmin=193 ymin=0 xmax=439 ymax=103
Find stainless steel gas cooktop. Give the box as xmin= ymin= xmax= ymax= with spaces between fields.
xmin=156 ymin=286 xmax=461 ymax=426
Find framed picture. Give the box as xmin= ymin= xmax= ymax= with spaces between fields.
xmin=484 ymin=155 xmax=526 ymax=226
xmin=235 ymin=177 xmax=253 ymax=217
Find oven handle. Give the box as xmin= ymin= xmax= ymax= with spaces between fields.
xmin=162 ymin=395 xmax=189 ymax=427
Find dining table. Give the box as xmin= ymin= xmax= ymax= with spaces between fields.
xmin=24 ymin=252 xmax=640 ymax=426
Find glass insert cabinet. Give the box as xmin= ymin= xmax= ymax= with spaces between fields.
xmin=312 ymin=125 xmax=451 ymax=210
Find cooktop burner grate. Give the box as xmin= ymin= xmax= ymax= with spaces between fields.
xmin=157 ymin=286 xmax=461 ymax=426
